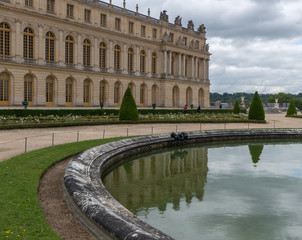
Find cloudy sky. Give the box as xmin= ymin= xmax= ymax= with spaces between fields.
xmin=113 ymin=0 xmax=302 ymax=94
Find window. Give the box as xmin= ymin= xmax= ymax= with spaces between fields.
xmin=99 ymin=42 xmax=106 ymax=69
xmin=128 ymin=48 xmax=134 ymax=72
xmin=129 ymin=22 xmax=134 ymax=34
xmin=141 ymin=25 xmax=146 ymax=37
xmin=100 ymin=14 xmax=106 ymax=27
xmin=140 ymin=50 xmax=145 ymax=73
xmin=45 ymin=31 xmax=55 ymax=62
xmin=115 ymin=18 xmax=121 ymax=31
xmin=85 ymin=9 xmax=91 ymax=22
xmin=24 ymin=74 xmax=33 ymax=104
xmin=169 ymin=33 xmax=174 ymax=43
xmin=114 ymin=82 xmax=120 ymax=105
xmin=100 ymin=81 xmax=106 ymax=105
xmin=184 ymin=37 xmax=187 ymax=46
xmin=65 ymin=78 xmax=73 ymax=106
xmin=23 ymin=27 xmax=34 ymax=60
xmin=0 ymin=22 xmax=10 ymax=57
xmin=83 ymin=39 xmax=91 ymax=66
xmin=152 ymin=28 xmax=157 ymax=39
xmin=47 ymin=0 xmax=55 ymax=13
xmin=46 ymin=76 xmax=54 ymax=105
xmin=0 ymin=72 xmax=9 ymax=105
xmin=83 ymin=79 xmax=90 ymax=106
xmin=140 ymin=84 xmax=145 ymax=106
xmin=151 ymin=52 xmax=157 ymax=75
xmin=66 ymin=4 xmax=74 ymax=18
xmin=65 ymin=35 xmax=74 ymax=64
xmin=114 ymin=45 xmax=120 ymax=70
xmin=25 ymin=0 xmax=33 ymax=7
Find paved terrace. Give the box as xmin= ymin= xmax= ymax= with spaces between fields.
xmin=0 ymin=113 xmax=301 ymax=162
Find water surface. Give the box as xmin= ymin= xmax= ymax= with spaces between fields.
xmin=103 ymin=140 xmax=302 ymax=240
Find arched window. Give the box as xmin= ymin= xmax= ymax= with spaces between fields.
xmin=114 ymin=45 xmax=120 ymax=70
xmin=0 ymin=22 xmax=10 ymax=57
xmin=65 ymin=78 xmax=73 ymax=106
xmin=140 ymin=50 xmax=145 ymax=73
xmin=99 ymin=42 xmax=106 ymax=69
xmin=65 ymin=35 xmax=74 ymax=64
xmin=152 ymin=84 xmax=158 ymax=105
xmin=128 ymin=47 xmax=134 ymax=72
xmin=186 ymin=87 xmax=193 ymax=105
xmin=100 ymin=80 xmax=107 ymax=105
xmin=0 ymin=72 xmax=9 ymax=105
xmin=172 ymin=86 xmax=179 ymax=107
xmin=23 ymin=27 xmax=34 ymax=60
xmin=140 ymin=84 xmax=146 ymax=106
xmin=83 ymin=39 xmax=91 ymax=66
xmin=151 ymin=52 xmax=157 ymax=75
xmin=83 ymin=79 xmax=90 ymax=106
xmin=24 ymin=74 xmax=33 ymax=105
xmin=45 ymin=31 xmax=55 ymax=62
xmin=46 ymin=76 xmax=54 ymax=105
xmin=114 ymin=82 xmax=120 ymax=105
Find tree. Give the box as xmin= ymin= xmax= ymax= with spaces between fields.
xmin=248 ymin=91 xmax=265 ymax=120
xmin=287 ymin=99 xmax=297 ymax=115
xmin=119 ymin=87 xmax=139 ymax=121
xmin=233 ymin=100 xmax=241 ymax=114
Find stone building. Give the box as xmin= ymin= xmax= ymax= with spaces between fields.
xmin=0 ymin=0 xmax=211 ymax=107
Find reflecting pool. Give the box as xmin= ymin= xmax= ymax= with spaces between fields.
xmin=103 ymin=140 xmax=302 ymax=240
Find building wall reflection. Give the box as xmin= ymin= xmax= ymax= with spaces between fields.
xmin=103 ymin=147 xmax=208 ymax=213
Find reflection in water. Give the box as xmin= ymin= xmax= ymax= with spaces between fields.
xmin=248 ymin=144 xmax=264 ymax=166
xmin=104 ymin=147 xmax=208 ymax=213
xmin=103 ymin=140 xmax=302 ymax=240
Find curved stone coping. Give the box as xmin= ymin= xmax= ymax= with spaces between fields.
xmin=63 ymin=129 xmax=302 ymax=240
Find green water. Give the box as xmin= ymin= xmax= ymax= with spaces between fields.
xmin=103 ymin=140 xmax=302 ymax=240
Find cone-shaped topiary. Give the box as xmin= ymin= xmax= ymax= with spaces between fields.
xmin=287 ymin=99 xmax=297 ymax=115
xmin=119 ymin=87 xmax=139 ymax=121
xmin=248 ymin=91 xmax=265 ymax=120
xmin=233 ymin=100 xmax=241 ymax=114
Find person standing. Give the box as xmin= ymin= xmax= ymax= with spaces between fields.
xmin=183 ymin=104 xmax=188 ymax=114
xmin=197 ymin=106 xmax=201 ymax=113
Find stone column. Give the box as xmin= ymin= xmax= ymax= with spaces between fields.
xmin=182 ymin=54 xmax=186 ymax=78
xmin=163 ymin=50 xmax=167 ymax=75
xmin=191 ymin=56 xmax=194 ymax=79
xmin=206 ymin=59 xmax=210 ymax=80
xmin=58 ymin=29 xmax=64 ymax=65
xmin=146 ymin=48 xmax=151 ymax=74
xmin=108 ymin=40 xmax=113 ymax=72
xmin=195 ymin=57 xmax=198 ymax=80
xmin=178 ymin=53 xmax=182 ymax=77
xmin=15 ymin=20 xmax=22 ymax=62
xmin=168 ymin=51 xmax=172 ymax=75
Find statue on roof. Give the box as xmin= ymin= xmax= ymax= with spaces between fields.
xmin=187 ymin=20 xmax=194 ymax=30
xmin=160 ymin=10 xmax=169 ymax=22
xmin=174 ymin=16 xmax=182 ymax=26
xmin=198 ymin=24 xmax=206 ymax=33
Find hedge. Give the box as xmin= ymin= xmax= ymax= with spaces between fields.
xmin=0 ymin=108 xmax=247 ymax=117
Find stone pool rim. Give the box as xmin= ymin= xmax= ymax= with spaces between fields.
xmin=63 ymin=129 xmax=302 ymax=240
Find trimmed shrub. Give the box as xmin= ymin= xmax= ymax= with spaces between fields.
xmin=233 ymin=100 xmax=241 ymax=114
xmin=248 ymin=91 xmax=265 ymax=120
xmin=119 ymin=87 xmax=139 ymax=120
xmin=287 ymin=99 xmax=297 ymax=115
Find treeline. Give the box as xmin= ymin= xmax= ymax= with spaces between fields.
xmin=210 ymin=92 xmax=302 ymax=110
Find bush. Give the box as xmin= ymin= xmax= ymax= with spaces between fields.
xmin=233 ymin=100 xmax=241 ymax=114
xmin=119 ymin=87 xmax=139 ymax=121
xmin=287 ymin=99 xmax=297 ymax=115
xmin=248 ymin=91 xmax=265 ymax=120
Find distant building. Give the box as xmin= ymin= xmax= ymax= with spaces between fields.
xmin=0 ymin=0 xmax=210 ymax=107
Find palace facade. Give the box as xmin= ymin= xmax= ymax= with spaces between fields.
xmin=0 ymin=0 xmax=210 ymax=107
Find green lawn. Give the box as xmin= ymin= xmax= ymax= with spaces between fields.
xmin=0 ymin=137 xmax=125 ymax=239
